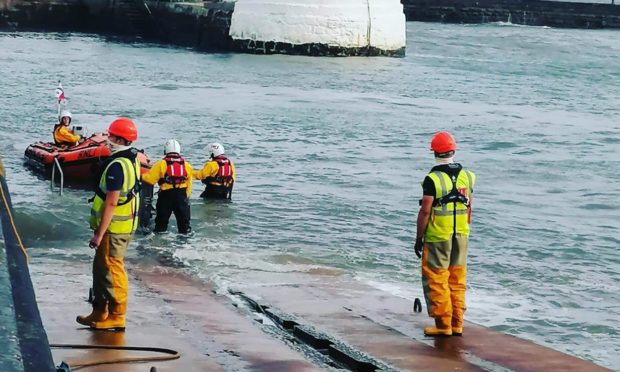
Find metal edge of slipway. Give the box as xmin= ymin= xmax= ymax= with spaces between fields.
xmin=229 ymin=289 xmax=396 ymax=372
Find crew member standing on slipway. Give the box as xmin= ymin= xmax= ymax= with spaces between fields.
xmin=414 ymin=131 xmax=476 ymax=337
xmin=78 ymin=117 xmax=141 ymax=331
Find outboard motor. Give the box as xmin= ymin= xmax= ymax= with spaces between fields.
xmin=138 ymin=183 xmax=154 ymax=233
xmin=71 ymin=125 xmax=88 ymax=138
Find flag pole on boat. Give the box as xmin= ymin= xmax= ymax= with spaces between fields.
xmin=55 ymin=81 xmax=66 ymax=120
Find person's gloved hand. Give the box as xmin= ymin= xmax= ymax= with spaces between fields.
xmin=414 ymin=238 xmax=424 ymax=259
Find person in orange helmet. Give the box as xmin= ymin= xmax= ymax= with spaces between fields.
xmin=77 ymin=117 xmax=141 ymax=331
xmin=415 ymin=131 xmax=476 ymax=337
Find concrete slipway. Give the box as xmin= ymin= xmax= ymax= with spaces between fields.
xmin=30 ymin=255 xmax=610 ymax=371
xmin=1 ymin=157 xmax=610 ymax=371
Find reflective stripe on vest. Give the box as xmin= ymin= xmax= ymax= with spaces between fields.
xmin=424 ymin=169 xmax=476 ymax=243
xmin=89 ymin=157 xmax=140 ymax=234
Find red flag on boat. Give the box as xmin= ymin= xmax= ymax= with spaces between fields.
xmin=55 ymin=83 xmax=66 ymax=105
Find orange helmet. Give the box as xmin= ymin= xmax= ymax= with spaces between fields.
xmin=430 ymin=131 xmax=456 ymax=154
xmin=108 ymin=117 xmax=137 ymax=142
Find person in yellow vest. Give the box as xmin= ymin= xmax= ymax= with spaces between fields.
xmin=141 ymin=139 xmax=194 ymax=234
xmin=415 ymin=131 xmax=476 ymax=337
xmin=77 ymin=117 xmax=141 ymax=331
xmin=53 ymin=110 xmax=81 ymax=146
xmin=193 ymin=143 xmax=236 ymax=199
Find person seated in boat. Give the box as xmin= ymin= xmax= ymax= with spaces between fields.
xmin=141 ymin=139 xmax=194 ymax=234
xmin=193 ymin=142 xmax=235 ymax=199
xmin=53 ymin=110 xmax=82 ymax=146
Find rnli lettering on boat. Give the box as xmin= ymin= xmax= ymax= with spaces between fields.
xmin=24 ymin=133 xmax=151 ymax=183
xmin=78 ymin=149 xmax=96 ymax=159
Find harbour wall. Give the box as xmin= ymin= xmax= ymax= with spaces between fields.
xmin=0 ymin=0 xmax=406 ymax=56
xmin=1 ymin=0 xmax=619 ymax=52
xmin=0 ymin=0 xmax=235 ymax=51
xmin=401 ymin=0 xmax=620 ymax=28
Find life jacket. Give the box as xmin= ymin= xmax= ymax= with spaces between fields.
xmin=53 ymin=124 xmax=64 ymax=145
xmin=205 ymin=156 xmax=233 ymax=188
xmin=160 ymin=154 xmax=187 ymax=187
xmin=53 ymin=123 xmax=78 ymax=145
xmin=423 ymin=166 xmax=476 ymax=243
xmin=89 ymin=154 xmax=141 ymax=234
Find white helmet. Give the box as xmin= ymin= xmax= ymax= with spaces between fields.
xmin=164 ymin=139 xmax=181 ymax=155
xmin=59 ymin=110 xmax=72 ymax=122
xmin=208 ymin=143 xmax=225 ymax=158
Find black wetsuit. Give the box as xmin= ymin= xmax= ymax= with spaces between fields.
xmin=154 ymin=188 xmax=191 ymax=234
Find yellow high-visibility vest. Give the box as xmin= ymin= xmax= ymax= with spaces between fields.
xmin=424 ymin=169 xmax=475 ymax=243
xmin=89 ymin=157 xmax=140 ymax=234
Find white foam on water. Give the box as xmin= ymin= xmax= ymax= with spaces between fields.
xmin=355 ymin=272 xmax=422 ymax=300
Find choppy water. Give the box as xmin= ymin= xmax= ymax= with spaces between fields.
xmin=1 ymin=22 xmax=619 ymax=368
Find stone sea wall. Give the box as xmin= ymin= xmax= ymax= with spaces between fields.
xmin=401 ymin=0 xmax=620 ymax=28
xmin=0 ymin=0 xmax=233 ymax=49
xmin=0 ymin=0 xmax=406 ymax=56
xmin=147 ymin=1 xmax=234 ymax=51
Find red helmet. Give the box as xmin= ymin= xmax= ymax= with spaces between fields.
xmin=430 ymin=131 xmax=456 ymax=153
xmin=108 ymin=117 xmax=137 ymax=142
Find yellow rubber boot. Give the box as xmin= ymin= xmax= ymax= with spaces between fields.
xmin=424 ymin=317 xmax=452 ymax=337
xmin=76 ymin=304 xmax=108 ymax=326
xmin=90 ymin=314 xmax=125 ymax=331
xmin=452 ymin=309 xmax=464 ymax=336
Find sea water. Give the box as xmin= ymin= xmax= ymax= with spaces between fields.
xmin=0 ymin=22 xmax=618 ymax=367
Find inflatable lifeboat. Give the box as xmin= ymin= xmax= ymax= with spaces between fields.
xmin=24 ymin=133 xmax=151 ymax=184
xmin=24 ymin=133 xmax=155 ymax=230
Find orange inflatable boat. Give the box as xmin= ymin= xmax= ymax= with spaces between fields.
xmin=24 ymin=133 xmax=152 ymax=184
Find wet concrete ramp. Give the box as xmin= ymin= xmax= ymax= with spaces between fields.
xmin=230 ymin=271 xmax=611 ymax=372
xmin=30 ymin=255 xmax=609 ymax=371
xmin=32 ymin=259 xmax=221 ymax=371
xmin=32 ymin=259 xmax=323 ymax=371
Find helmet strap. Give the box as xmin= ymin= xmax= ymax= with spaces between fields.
xmin=107 ymin=136 xmax=131 ymax=153
xmin=434 ymin=150 xmax=455 ymax=159
xmin=435 ymin=155 xmax=454 ymax=165
xmin=109 ymin=143 xmax=131 ymax=154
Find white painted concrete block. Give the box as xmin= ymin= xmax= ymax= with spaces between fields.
xmin=369 ymin=0 xmax=406 ymax=51
xmin=229 ymin=0 xmax=405 ymax=53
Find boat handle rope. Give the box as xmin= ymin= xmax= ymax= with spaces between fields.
xmin=0 ymin=178 xmax=28 ymax=263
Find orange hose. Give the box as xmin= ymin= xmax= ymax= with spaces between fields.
xmin=50 ymin=344 xmax=180 ymax=370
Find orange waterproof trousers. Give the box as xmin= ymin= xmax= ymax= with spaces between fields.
xmin=92 ymin=233 xmax=131 ymax=315
xmin=421 ymin=234 xmax=468 ymax=321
